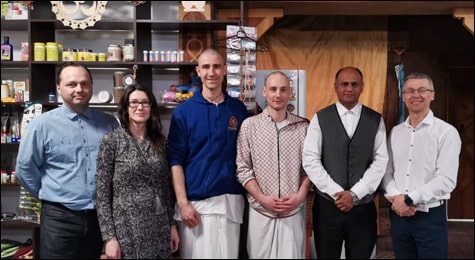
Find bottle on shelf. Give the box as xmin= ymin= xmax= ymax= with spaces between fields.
xmin=1 ymin=36 xmax=13 ymax=61
xmin=122 ymin=39 xmax=134 ymax=62
xmin=1 ymin=80 xmax=9 ymax=99
xmin=48 ymin=90 xmax=56 ymax=103
xmin=1 ymin=112 xmax=6 ymax=143
xmin=6 ymin=79 xmax=14 ymax=98
xmin=1 ymin=169 xmax=8 ymax=184
xmin=4 ymin=107 xmax=12 ymax=143
xmin=10 ymin=170 xmax=16 ymax=184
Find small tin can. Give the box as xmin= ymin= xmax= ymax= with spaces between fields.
xmin=98 ymin=53 xmax=107 ymax=62
xmin=89 ymin=52 xmax=97 ymax=62
xmin=77 ymin=48 xmax=89 ymax=62
xmin=62 ymin=48 xmax=75 ymax=61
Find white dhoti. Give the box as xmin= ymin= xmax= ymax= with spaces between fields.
xmin=247 ymin=207 xmax=306 ymax=259
xmin=175 ymin=194 xmax=244 ymax=259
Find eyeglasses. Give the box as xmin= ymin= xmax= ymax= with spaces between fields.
xmin=403 ymin=88 xmax=434 ymax=95
xmin=129 ymin=100 xmax=151 ymax=108
xmin=337 ymin=82 xmax=363 ymax=88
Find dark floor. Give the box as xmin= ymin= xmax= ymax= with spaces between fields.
xmin=376 ymin=221 xmax=474 ymax=259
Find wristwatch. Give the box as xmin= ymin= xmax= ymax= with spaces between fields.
xmin=350 ymin=191 xmax=359 ymax=205
xmin=404 ymin=194 xmax=414 ymax=207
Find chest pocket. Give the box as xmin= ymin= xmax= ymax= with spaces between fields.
xmin=46 ymin=138 xmax=77 ymax=163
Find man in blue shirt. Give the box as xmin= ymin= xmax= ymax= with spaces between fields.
xmin=168 ymin=49 xmax=248 ymax=258
xmin=15 ymin=62 xmax=119 ymax=259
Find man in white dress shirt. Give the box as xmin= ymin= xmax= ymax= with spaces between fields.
xmin=303 ymin=66 xmax=388 ymax=259
xmin=382 ymin=72 xmax=461 ymax=259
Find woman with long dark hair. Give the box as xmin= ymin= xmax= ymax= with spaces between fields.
xmin=96 ymin=84 xmax=179 ymax=258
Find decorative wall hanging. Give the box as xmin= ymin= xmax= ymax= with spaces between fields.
xmin=179 ymin=1 xmax=210 ymax=20
xmin=128 ymin=1 xmax=146 ymax=7
xmin=184 ymin=34 xmax=205 ymax=62
xmin=179 ymin=1 xmax=210 ymax=62
xmin=225 ymin=25 xmax=257 ymax=112
xmin=50 ymin=1 xmax=108 ymax=30
xmin=181 ymin=1 xmax=206 ymax=12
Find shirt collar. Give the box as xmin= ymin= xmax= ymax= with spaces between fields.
xmin=263 ymin=107 xmax=290 ymax=124
xmin=403 ymin=109 xmax=435 ymax=128
xmin=336 ymin=101 xmax=362 ymax=117
xmin=60 ymin=105 xmax=92 ymax=120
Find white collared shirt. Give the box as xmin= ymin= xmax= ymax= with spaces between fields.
xmin=382 ymin=110 xmax=462 ymax=211
xmin=302 ymin=102 xmax=388 ymax=200
xmin=338 ymin=102 xmax=360 ymax=138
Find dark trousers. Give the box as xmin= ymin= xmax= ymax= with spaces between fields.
xmin=40 ymin=201 xmax=103 ymax=259
xmin=390 ymin=202 xmax=448 ymax=259
xmin=312 ymin=194 xmax=377 ymax=259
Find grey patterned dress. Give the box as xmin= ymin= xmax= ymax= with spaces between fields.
xmin=96 ymin=127 xmax=176 ymax=259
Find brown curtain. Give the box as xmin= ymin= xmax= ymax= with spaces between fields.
xmin=256 ymin=16 xmax=388 ymax=119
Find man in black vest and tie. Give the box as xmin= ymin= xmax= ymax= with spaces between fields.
xmin=302 ymin=66 xmax=389 ymax=258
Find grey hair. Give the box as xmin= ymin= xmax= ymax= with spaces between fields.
xmin=404 ymin=72 xmax=435 ymax=90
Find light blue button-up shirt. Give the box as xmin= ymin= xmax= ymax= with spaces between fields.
xmin=15 ymin=105 xmax=119 ymax=210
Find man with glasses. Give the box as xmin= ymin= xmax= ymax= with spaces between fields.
xmin=303 ymin=66 xmax=388 ymax=258
xmin=382 ymin=72 xmax=461 ymax=259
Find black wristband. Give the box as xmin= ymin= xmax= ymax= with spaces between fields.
xmin=404 ymin=194 xmax=414 ymax=206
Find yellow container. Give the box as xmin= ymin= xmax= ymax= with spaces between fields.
xmin=98 ymin=52 xmax=107 ymax=62
xmin=34 ymin=42 xmax=45 ymax=61
xmin=46 ymin=42 xmax=58 ymax=61
xmin=77 ymin=49 xmax=88 ymax=62
xmin=88 ymin=52 xmax=97 ymax=62
xmin=63 ymin=50 xmax=76 ymax=61
xmin=57 ymin=43 xmax=64 ymax=61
